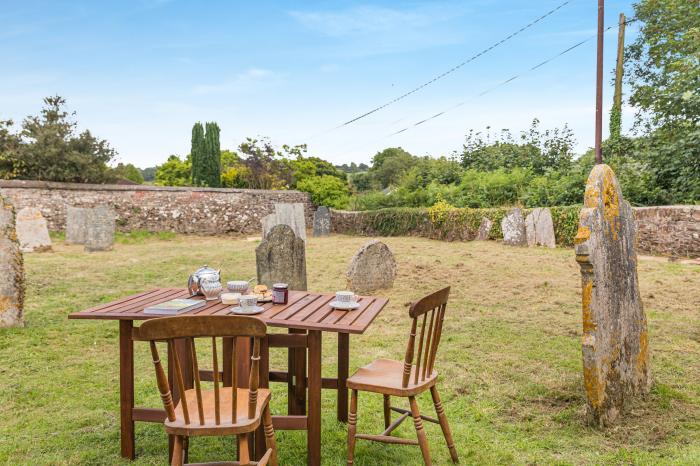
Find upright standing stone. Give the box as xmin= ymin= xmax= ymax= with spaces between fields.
xmin=475 ymin=217 xmax=493 ymax=241
xmin=256 ymin=224 xmax=307 ymax=290
xmin=575 ymin=164 xmax=651 ymax=427
xmin=501 ymin=208 xmax=527 ymax=246
xmin=0 ymin=196 xmax=25 ymax=327
xmin=313 ymin=206 xmax=331 ymax=237
xmin=66 ymin=206 xmax=89 ymax=244
xmin=261 ymin=203 xmax=307 ymax=241
xmin=84 ymin=205 xmax=116 ymax=252
xmin=347 ymin=240 xmax=396 ymax=294
xmin=525 ymin=208 xmax=556 ymax=248
xmin=16 ymin=207 xmax=52 ymax=252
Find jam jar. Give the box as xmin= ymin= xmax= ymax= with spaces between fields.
xmin=272 ymin=283 xmax=289 ymax=304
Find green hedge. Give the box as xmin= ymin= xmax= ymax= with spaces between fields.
xmin=333 ymin=205 xmax=582 ymax=247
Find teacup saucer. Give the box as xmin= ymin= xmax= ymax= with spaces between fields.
xmin=329 ymin=300 xmax=360 ymax=310
xmin=229 ymin=305 xmax=266 ymax=315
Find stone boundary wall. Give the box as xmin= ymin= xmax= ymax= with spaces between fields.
xmin=331 ymin=206 xmax=700 ymax=258
xmin=0 ymin=180 xmax=314 ymax=235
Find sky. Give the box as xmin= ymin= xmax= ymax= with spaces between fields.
xmin=1 ymin=0 xmax=639 ymax=168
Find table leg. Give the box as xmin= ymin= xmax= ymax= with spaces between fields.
xmin=307 ymin=330 xmax=322 ymax=466
xmin=288 ymin=329 xmax=307 ymax=415
xmin=337 ymin=332 xmax=349 ymax=423
xmin=119 ymin=320 xmax=135 ymax=460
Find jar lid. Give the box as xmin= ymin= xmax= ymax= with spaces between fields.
xmin=273 ymin=283 xmax=288 ymax=288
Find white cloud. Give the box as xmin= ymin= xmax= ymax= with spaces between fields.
xmin=193 ymin=68 xmax=275 ymax=95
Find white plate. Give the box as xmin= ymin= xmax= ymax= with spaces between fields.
xmin=329 ymin=300 xmax=360 ymax=310
xmin=229 ymin=305 xmax=266 ymax=315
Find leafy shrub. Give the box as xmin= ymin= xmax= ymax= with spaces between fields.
xmin=296 ymin=175 xmax=350 ymax=209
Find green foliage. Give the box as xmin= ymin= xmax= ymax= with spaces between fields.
xmin=369 ymin=147 xmax=416 ymax=188
xmin=190 ymin=122 xmax=205 ymax=186
xmin=202 ymin=122 xmax=221 ymax=187
xmin=154 ymin=155 xmax=191 ymax=186
xmin=140 ymin=166 xmax=156 ymax=182
xmin=110 ymin=163 xmax=144 ymax=184
xmin=237 ymin=137 xmax=290 ymax=189
xmin=296 ymin=175 xmax=350 ymax=209
xmin=335 ymin=204 xmax=581 ymax=245
xmin=0 ymin=96 xmax=116 ymax=183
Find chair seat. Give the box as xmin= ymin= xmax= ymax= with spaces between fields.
xmin=347 ymin=358 xmax=437 ymax=396
xmin=165 ymin=388 xmax=271 ymax=436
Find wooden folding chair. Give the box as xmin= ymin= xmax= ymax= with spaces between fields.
xmin=134 ymin=315 xmax=278 ymax=466
xmin=347 ymin=287 xmax=458 ymax=465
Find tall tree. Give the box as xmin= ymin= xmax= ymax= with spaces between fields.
xmin=190 ymin=122 xmax=205 ymax=186
xmin=0 ymin=96 xmax=115 ymax=183
xmin=203 ymin=122 xmax=221 ymax=187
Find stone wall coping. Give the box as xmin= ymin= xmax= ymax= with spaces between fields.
xmin=0 ymin=179 xmax=304 ymax=196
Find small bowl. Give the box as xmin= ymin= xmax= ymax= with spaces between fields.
xmin=227 ymin=281 xmax=250 ymax=293
xmin=221 ymin=292 xmax=241 ymax=305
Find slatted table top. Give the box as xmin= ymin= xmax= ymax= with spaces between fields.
xmin=69 ymin=288 xmax=389 ymax=334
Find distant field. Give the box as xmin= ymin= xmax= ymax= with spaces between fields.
xmin=1 ymin=234 xmax=699 ymax=465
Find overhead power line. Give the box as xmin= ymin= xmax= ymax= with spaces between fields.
xmin=336 ymin=0 xmax=573 ymax=129
xmin=388 ymin=18 xmax=637 ymax=137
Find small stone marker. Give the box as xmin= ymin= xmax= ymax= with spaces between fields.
xmin=347 ymin=240 xmax=396 ymax=294
xmin=575 ymin=164 xmax=651 ymax=427
xmin=66 ymin=206 xmax=89 ymax=244
xmin=0 ymin=196 xmax=25 ymax=327
xmin=261 ymin=203 xmax=307 ymax=241
xmin=15 ymin=207 xmax=52 ymax=252
xmin=313 ymin=206 xmax=331 ymax=237
xmin=501 ymin=208 xmax=527 ymax=246
xmin=256 ymin=224 xmax=307 ymax=291
xmin=84 ymin=205 xmax=116 ymax=252
xmin=475 ymin=217 xmax=493 ymax=240
xmin=525 ymin=208 xmax=556 ymax=248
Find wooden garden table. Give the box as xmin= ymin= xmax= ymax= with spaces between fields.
xmin=69 ymin=288 xmax=388 ymax=466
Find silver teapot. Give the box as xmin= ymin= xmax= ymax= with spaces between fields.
xmin=188 ymin=265 xmax=221 ymax=296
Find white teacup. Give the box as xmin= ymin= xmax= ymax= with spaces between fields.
xmin=239 ymin=295 xmax=258 ymax=310
xmin=335 ymin=291 xmax=356 ymax=304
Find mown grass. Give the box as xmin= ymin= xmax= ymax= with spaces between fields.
xmin=1 ymin=234 xmax=699 ymax=465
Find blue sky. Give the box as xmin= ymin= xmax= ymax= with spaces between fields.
xmin=1 ymin=0 xmax=638 ymax=168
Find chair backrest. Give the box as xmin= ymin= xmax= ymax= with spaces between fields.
xmin=401 ymin=287 xmax=450 ymax=388
xmin=134 ymin=315 xmax=267 ymax=426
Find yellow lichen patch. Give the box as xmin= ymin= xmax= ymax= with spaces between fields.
xmin=637 ymin=327 xmax=649 ymax=376
xmin=581 ymin=280 xmax=596 ymax=333
xmin=0 ymin=296 xmax=11 ymax=313
xmin=600 ymin=168 xmax=621 ymax=240
xmin=583 ymin=363 xmax=604 ymax=409
xmin=574 ymin=225 xmax=591 ymax=245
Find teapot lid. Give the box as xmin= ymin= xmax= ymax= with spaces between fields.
xmin=194 ymin=265 xmax=219 ymax=275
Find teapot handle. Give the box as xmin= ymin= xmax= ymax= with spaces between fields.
xmin=187 ymin=274 xmax=197 ymax=296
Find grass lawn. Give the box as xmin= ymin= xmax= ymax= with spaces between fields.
xmin=1 ymin=233 xmax=699 ymax=465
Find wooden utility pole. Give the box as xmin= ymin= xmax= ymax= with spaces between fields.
xmin=610 ymin=13 xmax=626 ymax=140
xmin=595 ymin=0 xmax=605 ymax=164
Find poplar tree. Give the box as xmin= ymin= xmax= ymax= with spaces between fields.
xmin=190 ymin=122 xmax=205 ymax=186
xmin=203 ymin=122 xmax=221 ymax=187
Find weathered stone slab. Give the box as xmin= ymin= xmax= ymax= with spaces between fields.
xmin=475 ymin=217 xmax=493 ymax=241
xmin=313 ymin=206 xmax=331 ymax=237
xmin=261 ymin=203 xmax=307 ymax=241
xmin=256 ymin=224 xmax=307 ymax=290
xmin=16 ymin=207 xmax=52 ymax=252
xmin=575 ymin=164 xmax=651 ymax=427
xmin=84 ymin=205 xmax=115 ymax=252
xmin=347 ymin=240 xmax=396 ymax=294
xmin=66 ymin=206 xmax=89 ymax=244
xmin=501 ymin=208 xmax=527 ymax=246
xmin=525 ymin=207 xmax=556 ymax=248
xmin=0 ymin=196 xmax=25 ymax=327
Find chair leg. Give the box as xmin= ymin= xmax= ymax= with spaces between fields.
xmin=383 ymin=395 xmax=391 ymax=429
xmin=430 ymin=386 xmax=459 ymax=463
xmin=183 ymin=436 xmax=189 ymax=464
xmin=263 ymin=404 xmax=279 ymax=466
xmin=347 ymin=389 xmax=358 ymax=465
xmin=409 ymin=396 xmax=432 ymax=466
xmin=238 ymin=433 xmax=251 ymax=466
xmin=171 ymin=435 xmax=184 ymax=466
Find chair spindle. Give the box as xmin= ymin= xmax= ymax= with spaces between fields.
xmin=231 ymin=337 xmax=238 ymax=423
xmin=169 ymin=340 xmax=190 ymax=425
xmin=212 ymin=337 xmax=221 ymax=425
xmin=402 ymin=318 xmax=418 ymax=388
xmin=421 ymin=309 xmax=435 ymax=381
xmin=149 ymin=341 xmax=176 ymax=422
xmin=189 ymin=337 xmax=205 ymax=425
xmin=413 ymin=313 xmax=427 ymax=385
xmin=249 ymin=337 xmax=260 ymax=419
